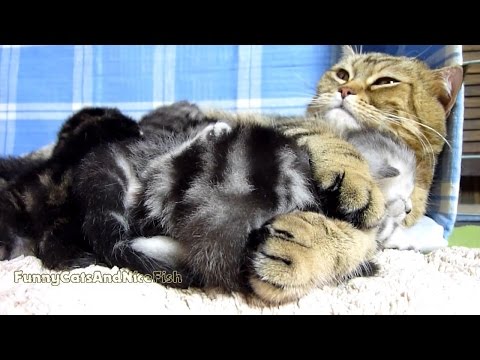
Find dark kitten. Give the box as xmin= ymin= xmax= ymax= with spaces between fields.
xmin=0 ymin=108 xmax=142 ymax=267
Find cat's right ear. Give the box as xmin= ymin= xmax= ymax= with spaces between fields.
xmin=341 ymin=45 xmax=356 ymax=58
xmin=434 ymin=65 xmax=464 ymax=117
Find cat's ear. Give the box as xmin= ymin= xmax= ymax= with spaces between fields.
xmin=341 ymin=45 xmax=356 ymax=58
xmin=434 ymin=65 xmax=463 ymax=117
xmin=378 ymin=164 xmax=400 ymax=179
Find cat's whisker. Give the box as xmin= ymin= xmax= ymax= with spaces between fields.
xmin=381 ymin=111 xmax=444 ymax=166
xmin=353 ymin=101 xmax=436 ymax=167
xmin=353 ymin=100 xmax=435 ymax=160
xmin=309 ymin=94 xmax=334 ymax=105
xmin=395 ymin=110 xmax=452 ymax=150
xmin=383 ymin=114 xmax=436 ymax=167
xmin=409 ymin=45 xmax=433 ymax=61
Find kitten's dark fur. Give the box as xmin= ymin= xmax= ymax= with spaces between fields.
xmin=0 ymin=102 xmax=372 ymax=294
xmin=0 ymin=108 xmax=142 ymax=268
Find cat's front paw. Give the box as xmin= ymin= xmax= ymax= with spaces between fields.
xmin=299 ymin=135 xmax=385 ymax=230
xmin=248 ymin=213 xmax=321 ymax=304
xmin=318 ymin=167 xmax=385 ymax=230
xmin=247 ymin=211 xmax=378 ymax=305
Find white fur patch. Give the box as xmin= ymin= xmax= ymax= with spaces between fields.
xmin=324 ymin=108 xmax=361 ymax=134
xmin=198 ymin=122 xmax=232 ymax=139
xmin=115 ymin=155 xmax=141 ymax=209
xmin=277 ymin=150 xmax=314 ymax=211
xmin=130 ymin=236 xmax=180 ymax=265
xmin=110 ymin=211 xmax=130 ymax=231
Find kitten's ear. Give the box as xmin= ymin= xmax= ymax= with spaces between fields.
xmin=341 ymin=45 xmax=356 ymax=58
xmin=434 ymin=65 xmax=464 ymax=117
xmin=378 ymin=164 xmax=400 ymax=179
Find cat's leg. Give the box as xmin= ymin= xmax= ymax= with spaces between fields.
xmin=288 ymin=127 xmax=386 ymax=228
xmin=248 ymin=212 xmax=378 ymax=304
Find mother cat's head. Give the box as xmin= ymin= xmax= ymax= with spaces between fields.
xmin=307 ymin=46 xmax=463 ymax=165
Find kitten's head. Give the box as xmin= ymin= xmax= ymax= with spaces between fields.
xmin=347 ymin=130 xmax=415 ymax=219
xmin=307 ymin=46 xmax=463 ymax=163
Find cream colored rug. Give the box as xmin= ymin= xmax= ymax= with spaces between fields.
xmin=1 ymin=247 xmax=479 ymax=315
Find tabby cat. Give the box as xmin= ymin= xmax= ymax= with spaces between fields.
xmin=0 ymin=47 xmax=462 ymax=305
xmin=196 ymin=45 xmax=462 ymax=302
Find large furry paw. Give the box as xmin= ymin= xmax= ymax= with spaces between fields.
xmin=299 ymin=134 xmax=385 ymax=229
xmin=248 ymin=211 xmax=378 ymax=305
xmin=316 ymin=166 xmax=385 ymax=229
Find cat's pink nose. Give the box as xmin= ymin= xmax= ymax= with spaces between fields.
xmin=339 ymin=87 xmax=356 ymax=99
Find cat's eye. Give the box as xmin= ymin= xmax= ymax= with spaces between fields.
xmin=336 ymin=69 xmax=349 ymax=82
xmin=373 ymin=77 xmax=400 ymax=86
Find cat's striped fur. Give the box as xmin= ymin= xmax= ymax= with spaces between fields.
xmin=0 ymin=48 xmax=463 ymax=305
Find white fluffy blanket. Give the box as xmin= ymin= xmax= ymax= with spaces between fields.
xmin=1 ymin=247 xmax=479 ymax=315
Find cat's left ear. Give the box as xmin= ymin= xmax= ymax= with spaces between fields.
xmin=434 ymin=65 xmax=464 ymax=117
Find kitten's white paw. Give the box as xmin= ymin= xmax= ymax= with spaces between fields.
xmin=200 ymin=122 xmax=232 ymax=140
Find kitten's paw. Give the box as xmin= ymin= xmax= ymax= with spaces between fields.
xmin=319 ymin=168 xmax=385 ymax=229
xmin=199 ymin=122 xmax=232 ymax=141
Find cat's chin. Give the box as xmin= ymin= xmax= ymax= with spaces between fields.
xmin=323 ymin=108 xmax=361 ymax=135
